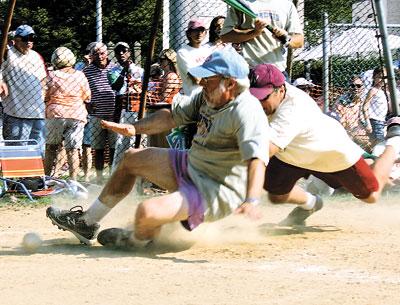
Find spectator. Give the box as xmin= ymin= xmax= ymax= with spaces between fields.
xmin=107 ymin=41 xmax=144 ymax=169
xmin=333 ymin=75 xmax=373 ymax=153
xmin=206 ymin=16 xmax=233 ymax=52
xmin=83 ymin=42 xmax=117 ymax=184
xmin=157 ymin=49 xmax=182 ymax=104
xmin=0 ymin=25 xmax=47 ymax=153
xmin=176 ymin=19 xmax=212 ymax=96
xmin=75 ymin=42 xmax=97 ymax=71
xmin=292 ymin=77 xmax=315 ymax=95
xmin=221 ymin=0 xmax=304 ymax=76
xmin=363 ymin=68 xmax=388 ymax=146
xmin=44 ymin=47 xmax=91 ymax=180
xmin=108 ymin=42 xmax=143 ymax=122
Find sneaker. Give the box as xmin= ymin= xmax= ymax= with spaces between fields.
xmin=97 ymin=228 xmax=136 ymax=249
xmin=279 ymin=195 xmax=323 ymax=226
xmin=46 ymin=205 xmax=99 ymax=245
xmin=386 ymin=117 xmax=400 ymax=139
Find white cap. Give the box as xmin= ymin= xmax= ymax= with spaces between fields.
xmin=292 ymin=77 xmax=315 ymax=87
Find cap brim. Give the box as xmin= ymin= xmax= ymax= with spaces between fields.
xmin=249 ymin=86 xmax=274 ymax=100
xmin=188 ymin=66 xmax=217 ymax=78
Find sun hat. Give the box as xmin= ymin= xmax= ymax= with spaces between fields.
xmin=188 ymin=48 xmax=249 ymax=79
xmin=249 ymin=64 xmax=286 ymax=100
xmin=292 ymin=77 xmax=315 ymax=87
xmin=51 ymin=47 xmax=76 ymax=69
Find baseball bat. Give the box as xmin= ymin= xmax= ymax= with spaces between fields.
xmin=221 ymin=0 xmax=289 ymax=45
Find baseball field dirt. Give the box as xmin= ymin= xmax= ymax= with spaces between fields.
xmin=1 ymin=190 xmax=400 ymax=305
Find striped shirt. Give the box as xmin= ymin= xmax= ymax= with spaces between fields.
xmin=83 ymin=62 xmax=116 ymax=118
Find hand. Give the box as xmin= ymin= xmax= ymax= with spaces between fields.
xmin=101 ymin=120 xmax=136 ymax=137
xmin=271 ymin=27 xmax=288 ymax=39
xmin=254 ymin=19 xmax=267 ymax=36
xmin=234 ymin=202 xmax=262 ymax=220
xmin=0 ymin=81 xmax=9 ymax=98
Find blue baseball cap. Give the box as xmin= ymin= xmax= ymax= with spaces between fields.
xmin=15 ymin=25 xmax=35 ymax=37
xmin=188 ymin=49 xmax=249 ymax=79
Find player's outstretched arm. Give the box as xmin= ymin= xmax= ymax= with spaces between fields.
xmin=101 ymin=121 xmax=136 ymax=137
xmin=102 ymin=108 xmax=177 ymax=137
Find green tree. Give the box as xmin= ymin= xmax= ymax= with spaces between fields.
xmin=0 ymin=0 xmax=161 ymax=63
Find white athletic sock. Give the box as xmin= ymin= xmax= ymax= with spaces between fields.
xmin=299 ymin=193 xmax=316 ymax=210
xmin=386 ymin=136 xmax=400 ymax=155
xmin=82 ymin=198 xmax=112 ymax=225
xmin=129 ymin=234 xmax=151 ymax=248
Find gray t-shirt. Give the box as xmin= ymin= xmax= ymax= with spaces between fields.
xmin=221 ymin=0 xmax=303 ymax=71
xmin=172 ymin=90 xmax=269 ymax=221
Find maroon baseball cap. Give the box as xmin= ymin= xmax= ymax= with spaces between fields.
xmin=249 ymin=64 xmax=286 ymax=100
xmin=187 ymin=19 xmax=206 ymax=31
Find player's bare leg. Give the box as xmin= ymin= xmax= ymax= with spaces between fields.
xmin=46 ymin=147 xmax=178 ymax=245
xmin=363 ymin=117 xmax=400 ymax=203
xmin=269 ymin=185 xmax=323 ymax=226
xmin=134 ymin=192 xmax=190 ymax=240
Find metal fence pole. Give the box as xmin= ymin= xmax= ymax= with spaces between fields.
xmin=96 ymin=0 xmax=103 ymax=42
xmin=373 ymin=0 xmax=399 ymax=116
xmin=133 ymin=41 xmax=142 ymax=66
xmin=322 ymin=12 xmax=330 ymax=113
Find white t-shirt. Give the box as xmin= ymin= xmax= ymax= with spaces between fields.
xmin=1 ymin=47 xmax=47 ymax=119
xmin=368 ymin=88 xmax=388 ymax=122
xmin=270 ymin=84 xmax=363 ymax=172
xmin=221 ymin=0 xmax=303 ymax=71
xmin=176 ymin=44 xmax=212 ymax=96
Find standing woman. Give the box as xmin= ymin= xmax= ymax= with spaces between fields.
xmin=158 ymin=49 xmax=182 ymax=104
xmin=206 ymin=16 xmax=232 ymax=52
xmin=363 ymin=67 xmax=388 ymax=147
xmin=44 ymin=47 xmax=91 ymax=180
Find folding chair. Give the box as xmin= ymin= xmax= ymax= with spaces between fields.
xmin=0 ymin=139 xmax=64 ymax=201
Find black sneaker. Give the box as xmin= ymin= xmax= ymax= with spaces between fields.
xmin=386 ymin=117 xmax=400 ymax=139
xmin=46 ymin=205 xmax=99 ymax=245
xmin=97 ymin=228 xmax=136 ymax=249
xmin=279 ymin=195 xmax=323 ymax=226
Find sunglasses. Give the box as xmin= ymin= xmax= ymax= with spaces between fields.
xmin=115 ymin=47 xmax=129 ymax=54
xmin=350 ymin=83 xmax=363 ymax=88
xmin=20 ymin=34 xmax=36 ymax=43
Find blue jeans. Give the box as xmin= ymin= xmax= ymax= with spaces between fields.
xmin=370 ymin=118 xmax=385 ymax=143
xmin=2 ymin=113 xmax=45 ymax=155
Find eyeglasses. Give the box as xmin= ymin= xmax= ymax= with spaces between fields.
xmin=350 ymin=83 xmax=363 ymax=88
xmin=20 ymin=34 xmax=36 ymax=43
xmin=159 ymin=57 xmax=167 ymax=61
xmin=202 ymin=75 xmax=224 ymax=86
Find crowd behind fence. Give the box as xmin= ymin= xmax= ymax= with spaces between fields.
xmin=0 ymin=0 xmax=399 ymax=184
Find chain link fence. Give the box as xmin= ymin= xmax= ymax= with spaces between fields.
xmin=0 ymin=0 xmax=398 ymax=183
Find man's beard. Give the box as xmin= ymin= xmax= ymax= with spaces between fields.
xmin=205 ymin=81 xmax=226 ymax=109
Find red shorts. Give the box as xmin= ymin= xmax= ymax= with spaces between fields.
xmin=265 ymin=156 xmax=379 ymax=199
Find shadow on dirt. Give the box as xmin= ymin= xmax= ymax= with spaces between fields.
xmin=258 ymin=223 xmax=341 ymax=236
xmin=0 ymin=237 xmax=209 ymax=264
